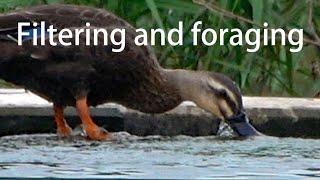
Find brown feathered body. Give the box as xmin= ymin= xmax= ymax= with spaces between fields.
xmin=0 ymin=5 xmax=182 ymax=113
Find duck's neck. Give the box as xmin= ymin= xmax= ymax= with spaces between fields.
xmin=162 ymin=69 xmax=202 ymax=102
xmin=125 ymin=68 xmax=198 ymax=113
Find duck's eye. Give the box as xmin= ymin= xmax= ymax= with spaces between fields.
xmin=217 ymin=89 xmax=228 ymax=98
xmin=206 ymin=83 xmax=228 ymax=98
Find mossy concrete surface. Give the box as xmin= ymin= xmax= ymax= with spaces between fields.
xmin=0 ymin=89 xmax=319 ymax=138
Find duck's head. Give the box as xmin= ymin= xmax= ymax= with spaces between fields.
xmin=166 ymin=69 xmax=261 ymax=137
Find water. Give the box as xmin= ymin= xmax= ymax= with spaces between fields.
xmin=0 ymin=132 xmax=319 ymax=179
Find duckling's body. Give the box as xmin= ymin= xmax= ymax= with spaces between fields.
xmin=0 ymin=5 xmax=260 ymax=140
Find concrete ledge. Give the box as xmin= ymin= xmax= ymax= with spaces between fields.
xmin=0 ymin=89 xmax=319 ymax=138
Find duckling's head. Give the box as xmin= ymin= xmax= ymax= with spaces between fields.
xmin=166 ymin=69 xmax=260 ymax=137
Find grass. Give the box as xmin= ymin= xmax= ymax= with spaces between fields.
xmin=0 ymin=0 xmax=319 ymax=97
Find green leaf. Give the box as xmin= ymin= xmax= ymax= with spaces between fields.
xmin=154 ymin=0 xmax=202 ymax=14
xmin=249 ymin=0 xmax=263 ymax=24
xmin=145 ymin=0 xmax=165 ymax=29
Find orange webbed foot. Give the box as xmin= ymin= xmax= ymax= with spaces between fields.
xmin=57 ymin=124 xmax=73 ymax=137
xmin=76 ymin=97 xmax=113 ymax=141
xmin=54 ymin=104 xmax=73 ymax=137
xmin=84 ymin=125 xmax=112 ymax=141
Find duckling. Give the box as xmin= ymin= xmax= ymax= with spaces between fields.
xmin=0 ymin=5 xmax=260 ymax=140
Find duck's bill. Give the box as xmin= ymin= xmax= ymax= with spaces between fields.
xmin=227 ymin=112 xmax=261 ymax=137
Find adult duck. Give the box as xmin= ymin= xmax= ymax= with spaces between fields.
xmin=0 ymin=5 xmax=260 ymax=140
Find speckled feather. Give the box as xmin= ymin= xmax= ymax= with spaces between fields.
xmin=0 ymin=5 xmax=182 ymax=113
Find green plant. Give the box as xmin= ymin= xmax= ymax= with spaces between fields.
xmin=0 ymin=0 xmax=319 ymax=97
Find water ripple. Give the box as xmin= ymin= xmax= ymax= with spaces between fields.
xmin=0 ymin=133 xmax=319 ymax=179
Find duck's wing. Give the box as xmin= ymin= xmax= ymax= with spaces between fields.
xmin=0 ymin=23 xmax=160 ymax=76
xmin=0 ymin=4 xmax=132 ymax=31
xmin=0 ymin=4 xmax=133 ymax=44
xmin=27 ymin=25 xmax=158 ymax=67
xmin=0 ymin=5 xmax=160 ymax=67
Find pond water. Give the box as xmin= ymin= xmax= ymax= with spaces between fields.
xmin=0 ymin=132 xmax=319 ymax=179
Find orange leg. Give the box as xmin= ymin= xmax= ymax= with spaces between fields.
xmin=54 ymin=104 xmax=72 ymax=137
xmin=75 ymin=97 xmax=112 ymax=141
